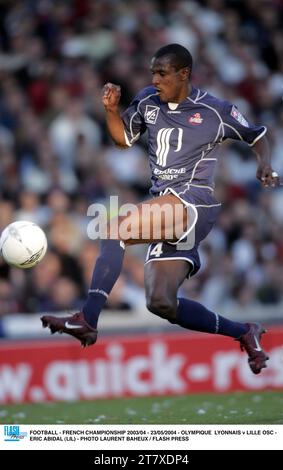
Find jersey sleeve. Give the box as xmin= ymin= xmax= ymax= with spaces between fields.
xmin=221 ymin=102 xmax=266 ymax=146
xmin=122 ymin=92 xmax=147 ymax=147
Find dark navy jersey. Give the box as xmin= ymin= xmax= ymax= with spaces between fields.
xmin=122 ymin=85 xmax=266 ymax=195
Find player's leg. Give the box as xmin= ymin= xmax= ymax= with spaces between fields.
xmin=145 ymin=256 xmax=269 ymax=374
xmin=177 ymin=294 xmax=269 ymax=374
xmin=81 ymin=192 xmax=187 ymax=326
xmin=145 ymin=259 xmax=189 ymax=322
xmin=145 ymin=259 xmax=249 ymax=335
xmin=41 ymin=193 xmax=187 ymax=345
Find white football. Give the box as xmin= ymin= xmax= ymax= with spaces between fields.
xmin=0 ymin=221 xmax=47 ymax=269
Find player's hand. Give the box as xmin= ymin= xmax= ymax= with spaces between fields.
xmin=256 ymin=165 xmax=280 ymax=188
xmin=102 ymin=83 xmax=121 ymax=110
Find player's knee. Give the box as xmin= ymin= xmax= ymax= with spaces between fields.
xmin=146 ymin=295 xmax=177 ymax=323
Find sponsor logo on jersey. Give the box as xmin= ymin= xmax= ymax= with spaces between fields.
xmin=155 ymin=128 xmax=183 ymax=167
xmin=153 ymin=167 xmax=186 ymax=180
xmin=230 ymin=105 xmax=249 ymax=127
xmin=188 ymin=112 xmax=203 ymax=124
xmin=144 ymin=105 xmax=160 ymax=124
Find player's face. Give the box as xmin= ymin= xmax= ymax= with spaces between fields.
xmin=150 ymin=57 xmax=188 ymax=103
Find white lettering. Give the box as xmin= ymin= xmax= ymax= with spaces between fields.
xmin=107 ymin=344 xmax=125 ymax=396
xmin=151 ymin=343 xmax=186 ymax=392
xmin=213 ymin=352 xmax=240 ymax=390
xmin=126 ymin=357 xmax=150 ymax=394
xmin=0 ymin=364 xmax=32 ymax=402
xmin=44 ymin=362 xmax=77 ymax=400
xmin=77 ymin=360 xmax=108 ymax=399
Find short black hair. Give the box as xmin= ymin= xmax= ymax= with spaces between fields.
xmin=153 ymin=44 xmax=193 ymax=74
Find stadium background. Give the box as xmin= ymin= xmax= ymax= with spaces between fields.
xmin=0 ymin=0 xmax=283 ymax=417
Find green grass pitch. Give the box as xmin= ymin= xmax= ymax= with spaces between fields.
xmin=1 ymin=391 xmax=283 ymax=424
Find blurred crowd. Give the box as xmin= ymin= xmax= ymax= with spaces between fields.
xmin=0 ymin=0 xmax=283 ymax=319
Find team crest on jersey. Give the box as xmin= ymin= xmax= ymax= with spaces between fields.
xmin=230 ymin=105 xmax=249 ymax=127
xmin=188 ymin=112 xmax=203 ymax=125
xmin=145 ymin=105 xmax=160 ymax=124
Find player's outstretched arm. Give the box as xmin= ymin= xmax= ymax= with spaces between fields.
xmin=102 ymin=82 xmax=128 ymax=148
xmin=252 ymin=135 xmax=280 ymax=188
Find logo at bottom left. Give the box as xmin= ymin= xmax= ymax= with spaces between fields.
xmin=4 ymin=425 xmax=27 ymax=442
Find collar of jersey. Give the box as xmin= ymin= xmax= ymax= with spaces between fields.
xmin=189 ymin=86 xmax=200 ymax=100
xmin=166 ymin=86 xmax=199 ymax=110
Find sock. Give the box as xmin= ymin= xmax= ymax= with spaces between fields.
xmin=83 ymin=239 xmax=125 ymax=328
xmin=175 ymin=298 xmax=249 ymax=338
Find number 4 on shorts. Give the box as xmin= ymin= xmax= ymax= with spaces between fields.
xmin=150 ymin=242 xmax=163 ymax=257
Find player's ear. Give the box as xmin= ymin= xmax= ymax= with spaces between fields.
xmin=180 ymin=67 xmax=189 ymax=80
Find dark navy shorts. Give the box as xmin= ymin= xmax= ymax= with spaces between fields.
xmin=145 ymin=183 xmax=221 ymax=278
